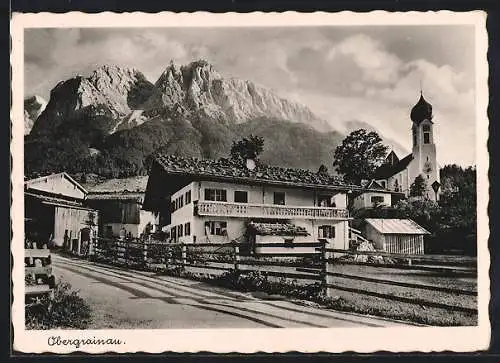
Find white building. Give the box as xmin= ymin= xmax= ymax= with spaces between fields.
xmin=143 ymin=155 xmax=376 ymax=254
xmin=24 ymin=172 xmax=98 ymax=255
xmin=374 ymin=92 xmax=441 ymax=201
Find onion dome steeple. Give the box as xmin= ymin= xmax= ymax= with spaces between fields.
xmin=410 ymin=91 xmax=433 ymax=125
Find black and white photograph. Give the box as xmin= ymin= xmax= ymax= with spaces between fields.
xmin=11 ymin=11 xmax=489 ymax=353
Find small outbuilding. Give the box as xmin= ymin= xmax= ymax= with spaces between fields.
xmin=363 ymin=218 xmax=430 ymax=254
xmin=24 ymin=172 xmax=98 ymax=255
xmin=84 ymin=176 xmax=157 ymax=239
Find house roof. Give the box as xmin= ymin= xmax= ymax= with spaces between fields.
xmin=84 ymin=176 xmax=149 ymax=194
xmin=365 ymin=218 xmax=430 ymax=235
xmin=25 ymin=191 xmax=94 ymax=211
xmin=247 ymin=222 xmax=310 ymax=236
xmin=373 ymin=153 xmax=413 ymax=180
xmin=85 ymin=192 xmax=144 ymax=201
xmin=365 ymin=180 xmax=386 ymax=190
xmin=152 ymin=154 xmax=364 ymax=192
xmin=24 ymin=172 xmax=88 ymax=195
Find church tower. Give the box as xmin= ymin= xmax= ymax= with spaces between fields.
xmin=408 ymin=91 xmax=440 ymax=200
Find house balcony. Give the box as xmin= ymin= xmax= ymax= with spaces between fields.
xmin=195 ymin=201 xmax=349 ymax=220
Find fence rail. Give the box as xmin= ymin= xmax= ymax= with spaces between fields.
xmin=86 ymin=237 xmax=477 ymax=316
xmin=25 ymin=245 xmax=55 ymax=298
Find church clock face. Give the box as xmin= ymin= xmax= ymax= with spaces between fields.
xmin=424 ymin=161 xmax=432 ymax=174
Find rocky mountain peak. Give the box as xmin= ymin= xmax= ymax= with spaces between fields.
xmin=146 ymin=59 xmax=331 ymax=131
xmin=24 ymin=95 xmax=47 ymax=135
xmin=30 ymin=65 xmax=154 ymax=136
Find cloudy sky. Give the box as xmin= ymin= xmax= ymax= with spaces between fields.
xmin=24 ymin=26 xmax=476 ymax=167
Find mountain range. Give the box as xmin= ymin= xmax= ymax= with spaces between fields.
xmin=24 ymin=60 xmax=404 ymax=180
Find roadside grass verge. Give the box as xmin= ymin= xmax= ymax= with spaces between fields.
xmin=25 ymin=280 xmax=92 ymax=330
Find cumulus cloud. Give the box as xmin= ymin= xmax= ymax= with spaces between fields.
xmin=23 ymin=27 xmax=477 ymax=166
xmin=328 ymin=34 xmax=403 ymax=84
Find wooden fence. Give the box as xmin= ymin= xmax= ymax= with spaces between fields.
xmin=25 ymin=245 xmax=55 ymax=299
xmin=90 ymin=237 xmax=171 ymax=271
xmin=88 ymin=238 xmax=477 ymax=315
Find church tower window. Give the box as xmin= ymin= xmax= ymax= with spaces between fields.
xmin=412 ymin=127 xmax=417 ymax=146
xmin=423 ymin=124 xmax=431 ymax=144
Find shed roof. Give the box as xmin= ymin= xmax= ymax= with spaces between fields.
xmin=25 ymin=191 xmax=94 ymax=211
xmin=365 ymin=218 xmax=430 ymax=235
xmin=84 ymin=176 xmax=149 ymax=194
xmin=85 ymin=192 xmax=144 ymax=201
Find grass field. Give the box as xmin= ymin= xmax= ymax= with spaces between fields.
xmin=179 ymin=258 xmax=477 ymax=326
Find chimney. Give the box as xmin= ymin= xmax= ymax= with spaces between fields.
xmin=246 ymin=158 xmax=256 ymax=170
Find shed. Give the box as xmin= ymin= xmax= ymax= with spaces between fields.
xmin=84 ymin=176 xmax=157 ymax=238
xmin=363 ymin=218 xmax=430 ymax=255
xmin=24 ymin=172 xmax=98 ymax=255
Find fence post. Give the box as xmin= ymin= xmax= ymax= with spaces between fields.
xmin=181 ymin=244 xmax=187 ymax=269
xmin=143 ymin=241 xmax=148 ymax=269
xmin=233 ymin=243 xmax=240 ymax=271
xmin=321 ymin=240 xmax=331 ymax=298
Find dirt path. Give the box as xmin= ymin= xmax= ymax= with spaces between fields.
xmin=52 ymin=254 xmax=415 ymax=329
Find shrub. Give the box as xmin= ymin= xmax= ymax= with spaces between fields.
xmin=25 ymin=281 xmax=92 ymax=330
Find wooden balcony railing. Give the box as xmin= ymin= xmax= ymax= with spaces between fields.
xmin=195 ymin=201 xmax=349 ymax=220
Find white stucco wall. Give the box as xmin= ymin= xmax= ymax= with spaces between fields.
xmin=26 ymin=173 xmax=85 ymax=200
xmin=162 ymin=180 xmax=350 ymax=250
xmin=353 ymin=192 xmax=392 ymax=209
xmin=169 ymin=182 xmax=195 ymax=242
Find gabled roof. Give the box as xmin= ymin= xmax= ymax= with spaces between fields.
xmin=85 ymin=176 xmax=148 ymax=194
xmin=24 ymin=172 xmax=88 ymax=195
xmin=152 ymin=154 xmax=358 ymax=192
xmin=365 ymin=180 xmax=386 ymax=190
xmin=248 ymin=222 xmax=310 ymax=236
xmin=365 ymin=218 xmax=430 ymax=235
xmin=373 ymin=153 xmax=413 ymax=179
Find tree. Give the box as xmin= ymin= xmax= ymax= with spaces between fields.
xmin=230 ymin=135 xmax=264 ymax=162
xmin=333 ymin=129 xmax=388 ymax=185
xmin=317 ymin=164 xmax=329 ymax=177
xmin=394 ymin=197 xmax=441 ymax=234
xmin=410 ymin=175 xmax=427 ymax=197
xmin=439 ymin=165 xmax=476 ymax=231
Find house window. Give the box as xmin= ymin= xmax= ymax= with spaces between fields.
xmin=185 ymin=190 xmax=192 ymax=204
xmin=179 ymin=195 xmax=184 ymax=208
xmin=394 ymin=179 xmax=400 ymax=192
xmin=204 ymin=221 xmax=227 ymax=236
xmin=171 ymin=201 xmax=176 ymax=212
xmin=381 ymin=181 xmax=386 ymax=188
xmin=318 ymin=195 xmax=334 ymax=207
xmin=370 ymin=196 xmax=385 ymax=204
xmin=178 ymin=224 xmax=183 ymax=237
xmin=205 ymin=188 xmax=227 ymax=202
xmin=273 ymin=192 xmax=286 ymax=205
xmin=318 ymin=225 xmax=335 ymax=239
xmin=184 ymin=222 xmax=191 ymax=236
xmin=234 ymin=190 xmax=248 ymax=203
xmin=171 ymin=227 xmax=177 ymax=241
